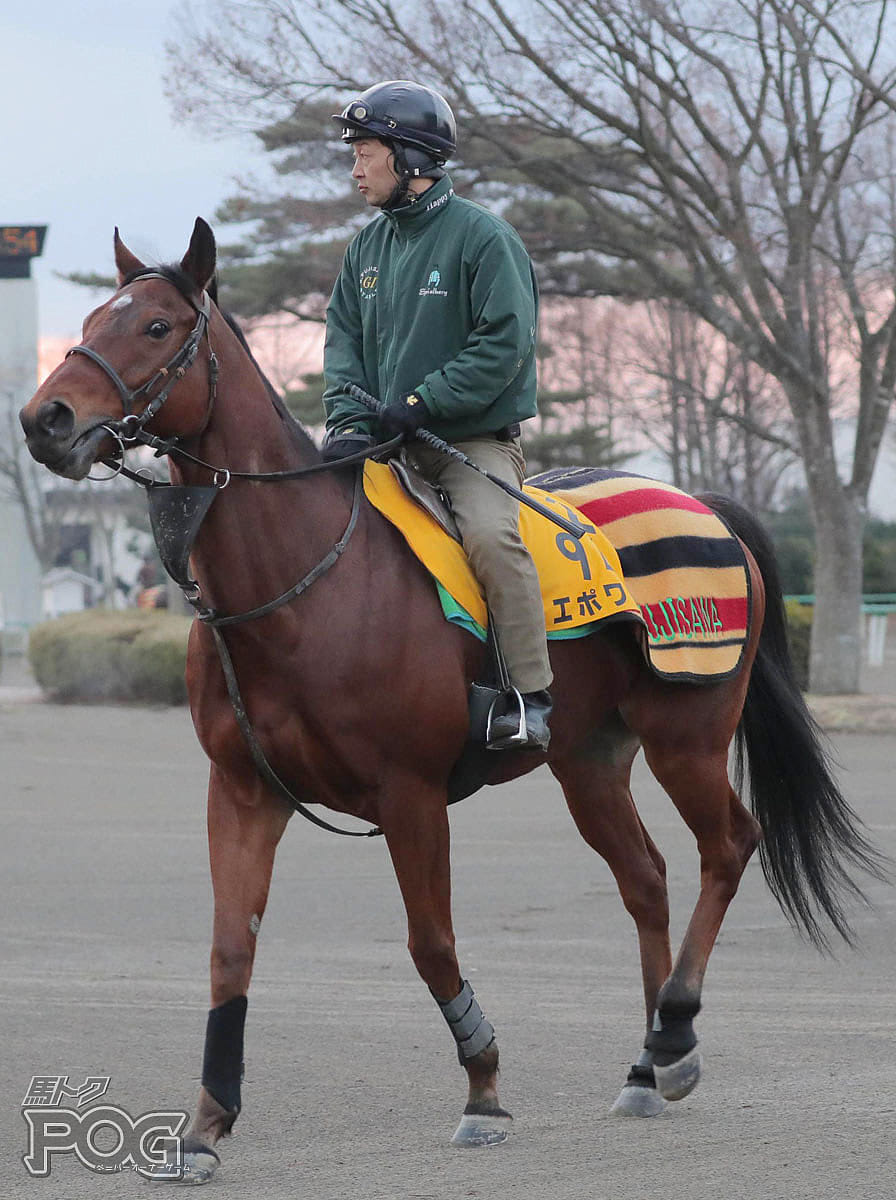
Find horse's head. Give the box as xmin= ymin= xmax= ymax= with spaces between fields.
xmin=20 ymin=218 xmax=218 ymax=480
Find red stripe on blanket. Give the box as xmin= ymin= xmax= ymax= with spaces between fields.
xmin=638 ymin=595 xmax=749 ymax=642
xmin=578 ymin=489 xmax=714 ymax=525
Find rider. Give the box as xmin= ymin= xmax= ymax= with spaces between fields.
xmin=321 ymin=79 xmax=552 ymax=750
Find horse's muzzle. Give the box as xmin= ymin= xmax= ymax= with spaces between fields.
xmin=20 ymin=398 xmax=112 ymax=479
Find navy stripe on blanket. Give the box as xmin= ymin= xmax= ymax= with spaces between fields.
xmin=616 ymin=534 xmax=746 ymax=577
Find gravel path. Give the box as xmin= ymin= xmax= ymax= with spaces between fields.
xmin=1 ymin=694 xmax=894 ymax=1198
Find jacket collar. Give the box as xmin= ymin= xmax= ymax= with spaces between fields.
xmin=383 ymin=175 xmax=455 ymax=233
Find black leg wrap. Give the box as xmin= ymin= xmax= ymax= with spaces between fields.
xmin=201 ymin=995 xmax=247 ymax=1114
xmin=644 ymin=1006 xmax=698 ymax=1067
xmin=433 ymin=979 xmax=495 ymax=1066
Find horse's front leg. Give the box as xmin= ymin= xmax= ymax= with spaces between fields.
xmin=179 ymin=765 xmax=292 ymax=1182
xmin=380 ymin=783 xmax=512 ymax=1148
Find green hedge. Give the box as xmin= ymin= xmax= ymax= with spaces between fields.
xmin=28 ymin=609 xmax=192 ymax=704
xmin=783 ymin=599 xmax=812 ymax=691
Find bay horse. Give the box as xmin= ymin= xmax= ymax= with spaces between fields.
xmin=20 ymin=219 xmax=883 ymax=1182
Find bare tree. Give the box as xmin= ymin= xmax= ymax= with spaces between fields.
xmin=529 ymin=298 xmax=635 ymax=471
xmin=168 ymin=0 xmax=896 ymax=690
xmin=628 ymin=302 xmax=800 ymax=510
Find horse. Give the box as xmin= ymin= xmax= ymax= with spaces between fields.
xmin=19 ymin=218 xmax=884 ymax=1182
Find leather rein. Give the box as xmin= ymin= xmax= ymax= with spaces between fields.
xmin=71 ymin=271 xmax=390 ymax=837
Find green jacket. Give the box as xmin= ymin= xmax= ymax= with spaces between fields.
xmin=322 ymin=175 xmax=539 ymax=444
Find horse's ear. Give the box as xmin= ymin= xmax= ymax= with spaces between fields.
xmin=180 ymin=217 xmax=217 ymax=294
xmin=114 ymin=228 xmax=145 ymax=283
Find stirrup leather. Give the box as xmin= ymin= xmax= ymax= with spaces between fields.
xmin=484 ymin=611 xmax=530 ymax=748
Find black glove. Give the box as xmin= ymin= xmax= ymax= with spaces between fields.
xmin=379 ymin=392 xmax=429 ymax=439
xmin=321 ymin=428 xmax=376 ymax=463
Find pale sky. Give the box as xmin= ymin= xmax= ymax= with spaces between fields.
xmin=3 ymin=2 xmax=269 ymax=338
xmin=6 ymin=3 xmax=896 ymax=518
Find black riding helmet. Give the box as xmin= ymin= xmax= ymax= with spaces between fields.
xmin=334 ymin=80 xmax=457 ymax=206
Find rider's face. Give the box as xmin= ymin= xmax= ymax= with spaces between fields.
xmin=350 ymin=139 xmax=400 ymax=208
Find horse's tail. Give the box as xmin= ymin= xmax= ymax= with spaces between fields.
xmin=698 ymin=492 xmax=889 ymax=949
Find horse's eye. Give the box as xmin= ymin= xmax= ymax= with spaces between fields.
xmin=147 ymin=320 xmax=170 ymax=340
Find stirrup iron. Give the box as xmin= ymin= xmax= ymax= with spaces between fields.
xmin=486 ymin=686 xmax=528 ymax=748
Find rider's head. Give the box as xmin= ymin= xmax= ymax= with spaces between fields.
xmin=333 ymin=80 xmax=456 ymax=210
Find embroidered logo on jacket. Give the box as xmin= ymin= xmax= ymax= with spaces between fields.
xmin=425 ymin=189 xmax=453 ymax=212
xmin=419 ymin=264 xmax=447 ymax=297
xmin=360 ymin=265 xmax=379 ymax=299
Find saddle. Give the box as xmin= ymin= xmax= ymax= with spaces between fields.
xmin=387 ymin=454 xmax=461 ymax=540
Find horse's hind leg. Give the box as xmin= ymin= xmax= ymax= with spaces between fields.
xmin=638 ymin=707 xmax=761 ymax=1102
xmin=379 ymin=780 xmax=511 ymax=1148
xmin=176 ymin=766 xmax=291 ymax=1182
xmin=551 ymin=719 xmax=673 ymax=1117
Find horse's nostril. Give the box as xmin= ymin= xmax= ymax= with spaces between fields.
xmin=36 ymin=399 xmax=75 ymax=440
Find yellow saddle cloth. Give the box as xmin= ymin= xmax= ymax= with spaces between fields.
xmin=362 ymin=461 xmax=643 ymax=639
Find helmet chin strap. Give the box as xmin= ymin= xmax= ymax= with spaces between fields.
xmin=381 ymin=140 xmax=443 ymax=210
xmin=382 ymin=140 xmax=413 ymax=210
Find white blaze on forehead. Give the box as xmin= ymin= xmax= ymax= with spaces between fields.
xmin=111 ymin=294 xmax=133 ymax=310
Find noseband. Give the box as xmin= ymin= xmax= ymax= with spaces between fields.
xmin=66 ymin=272 xmax=216 ymax=445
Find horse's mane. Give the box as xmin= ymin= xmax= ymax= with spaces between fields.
xmin=123 ymin=264 xmax=321 ymax=460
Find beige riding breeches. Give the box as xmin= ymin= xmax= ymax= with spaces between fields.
xmin=406 ymin=434 xmax=553 ymax=694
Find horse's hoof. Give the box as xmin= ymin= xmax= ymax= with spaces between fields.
xmin=146 ymin=1138 xmax=221 ymax=1185
xmin=609 ymin=1082 xmax=668 ymax=1117
xmin=451 ymin=1110 xmax=513 ymax=1148
xmin=653 ymin=1046 xmax=703 ymax=1101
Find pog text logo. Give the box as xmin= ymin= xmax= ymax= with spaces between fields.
xmin=21 ymin=1075 xmax=188 ymax=1180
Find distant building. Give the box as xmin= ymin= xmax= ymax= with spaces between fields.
xmin=40 ymin=567 xmax=100 ymax=619
xmin=0 ymin=225 xmax=46 ymax=638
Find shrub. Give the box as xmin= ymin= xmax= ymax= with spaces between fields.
xmin=783 ymin=599 xmax=812 ymax=691
xmin=28 ymin=609 xmax=192 ymax=704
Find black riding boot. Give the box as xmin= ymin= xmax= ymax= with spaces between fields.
xmin=487 ymin=689 xmax=552 ymax=751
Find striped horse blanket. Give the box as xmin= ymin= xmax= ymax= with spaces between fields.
xmin=531 ymin=467 xmax=751 ymax=681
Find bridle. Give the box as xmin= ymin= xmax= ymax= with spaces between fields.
xmin=66 ymin=272 xmax=217 ymax=455
xmin=67 ymin=269 xmax=388 ymax=839
xmin=68 ymin=271 xmax=394 ymax=485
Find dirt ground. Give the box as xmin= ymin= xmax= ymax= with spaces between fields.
xmin=1 ymin=681 xmax=894 ymax=1199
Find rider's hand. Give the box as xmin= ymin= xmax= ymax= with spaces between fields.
xmin=321 ymin=428 xmax=376 ymax=462
xmin=379 ymin=392 xmax=429 ymax=439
